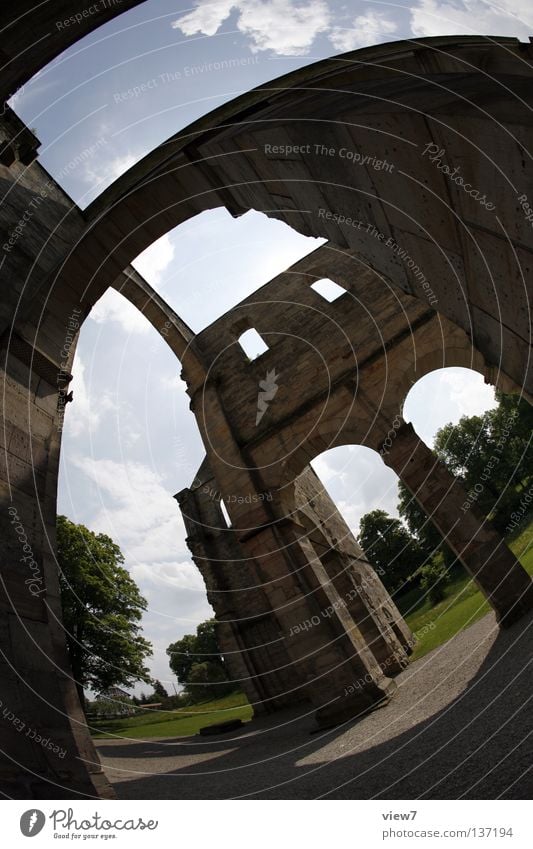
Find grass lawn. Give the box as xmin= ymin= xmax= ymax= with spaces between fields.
xmin=90 ymin=691 xmax=252 ymax=739
xmin=400 ymin=516 xmax=533 ymax=660
xmin=90 ymin=517 xmax=532 ymax=739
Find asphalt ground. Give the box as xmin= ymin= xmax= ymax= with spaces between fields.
xmin=96 ymin=610 xmax=533 ymax=799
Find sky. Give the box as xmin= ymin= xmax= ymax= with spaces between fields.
xmin=11 ymin=0 xmax=526 ymax=694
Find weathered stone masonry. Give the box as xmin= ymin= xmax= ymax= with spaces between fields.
xmin=1 ymin=9 xmax=532 ymax=797
xmin=177 ymin=460 xmax=413 ymax=719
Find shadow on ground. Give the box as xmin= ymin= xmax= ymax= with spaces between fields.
xmin=96 ymin=611 xmax=533 ymax=799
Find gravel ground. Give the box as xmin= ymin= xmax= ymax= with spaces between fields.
xmin=96 ymin=611 xmax=533 ymax=799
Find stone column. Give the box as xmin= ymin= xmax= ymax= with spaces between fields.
xmin=292 ymin=465 xmax=413 ymax=672
xmin=175 ymin=477 xmax=305 ymax=713
xmin=183 ymin=380 xmax=399 ymax=728
xmin=381 ymin=421 xmax=533 ymax=625
xmin=241 ymin=516 xmax=397 ymax=728
xmin=0 ymin=346 xmax=114 ymax=799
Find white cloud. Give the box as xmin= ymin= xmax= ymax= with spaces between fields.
xmin=159 ymin=373 xmax=188 ymax=392
xmin=70 ymin=455 xmax=188 ymax=565
xmin=436 ymin=369 xmax=497 ymax=418
xmin=68 ymin=453 xmax=213 ymax=687
xmin=403 ymin=367 xmax=497 ymax=444
xmin=172 ymin=0 xmax=331 ymax=55
xmin=170 ymin=0 xmax=533 ymax=58
xmin=237 ymin=0 xmax=331 ymax=54
xmin=132 ymin=560 xmax=206 ymax=593
xmin=156 ymin=209 xmax=324 ymax=331
xmin=311 ymin=452 xmax=339 ymax=485
xmin=311 ymin=445 xmax=401 ymax=534
xmin=410 ymin=0 xmax=533 ymax=38
xmin=329 ymin=11 xmax=398 ymax=51
xmin=132 ymin=233 xmax=175 ymax=287
xmin=90 ymin=288 xmax=152 ymax=334
xmin=63 ymin=357 xmax=117 ymax=438
xmin=172 ymin=0 xmax=235 ymax=36
xmin=89 ymin=235 xmax=175 ymax=332
xmin=82 ymin=152 xmax=139 ymax=194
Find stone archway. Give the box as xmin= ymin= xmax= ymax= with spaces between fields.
xmin=10 ymin=36 xmax=532 ymax=400
xmin=166 ymin=239 xmax=532 ymax=735
xmin=2 ymin=26 xmax=533 ymax=798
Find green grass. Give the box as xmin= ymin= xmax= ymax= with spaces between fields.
xmin=91 ymin=517 xmax=533 ymax=739
xmin=90 ymin=691 xmax=252 ymax=739
xmin=401 ymin=515 xmax=533 ymax=661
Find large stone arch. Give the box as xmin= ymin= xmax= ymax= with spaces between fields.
xmin=18 ymin=36 xmax=529 ymax=396
xmin=0 ymin=2 xmax=146 ymax=107
xmin=180 ymin=240 xmax=512 ymax=490
xmin=166 ymin=232 xmax=532 ymax=725
xmin=1 ymin=19 xmax=533 ymax=798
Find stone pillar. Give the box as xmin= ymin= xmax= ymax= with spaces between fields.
xmin=176 ymin=468 xmax=398 ymax=727
xmin=293 ymin=465 xmax=413 ymax=673
xmin=0 ymin=344 xmax=114 ymax=798
xmin=182 ymin=380 xmax=400 ymax=726
xmin=175 ymin=473 xmax=305 ymax=713
xmin=241 ymin=516 xmax=397 ymax=728
xmin=381 ymin=421 xmax=533 ymax=625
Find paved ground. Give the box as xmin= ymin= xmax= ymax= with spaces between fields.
xmin=95 ymin=611 xmax=533 ymax=799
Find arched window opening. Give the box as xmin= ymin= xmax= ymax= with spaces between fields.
xmin=403 ymin=366 xmax=497 ymax=445
xmin=129 ymin=209 xmax=325 ymax=333
xmin=220 ymin=499 xmax=232 ymax=528
xmin=58 ymin=289 xmax=213 ymax=704
xmin=307 ymin=358 xmax=529 ymax=663
xmin=403 ymin=366 xmax=531 ymax=550
xmin=238 ymin=328 xmax=269 ymax=360
xmin=310 ymin=278 xmax=347 ymax=302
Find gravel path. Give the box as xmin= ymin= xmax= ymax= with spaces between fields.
xmin=96 ymin=611 xmax=533 ymax=799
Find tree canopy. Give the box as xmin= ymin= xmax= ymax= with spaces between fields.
xmin=57 ymin=515 xmax=152 ymax=709
xmin=152 ymin=679 xmax=169 ymax=700
xmin=166 ymin=619 xmax=234 ymax=702
xmin=357 ymin=509 xmax=426 ymax=594
xmin=397 ymin=480 xmax=456 ymax=567
xmin=431 ymin=392 xmax=532 ymax=533
xmin=397 ymin=393 xmax=532 ymax=546
xmin=358 ymin=394 xmax=532 ymax=605
xmin=167 ymin=619 xmax=224 ymax=683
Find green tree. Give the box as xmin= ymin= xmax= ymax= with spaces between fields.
xmin=195 ymin=620 xmax=223 ymax=665
xmin=166 ymin=619 xmax=225 ymax=683
xmin=166 ymin=619 xmax=233 ymax=700
xmin=419 ymin=558 xmax=451 ymax=605
xmin=57 ymin=515 xmax=152 ymax=711
xmin=89 ymin=695 xmax=135 ymax=718
xmin=152 ymin=679 xmax=169 ymax=700
xmin=397 ymin=481 xmax=456 ymax=568
xmin=433 ymin=414 xmax=502 ymax=520
xmin=357 ymin=509 xmax=426 ymax=594
xmin=432 ymin=392 xmax=532 ymax=533
xmin=166 ymin=632 xmax=199 ymax=684
xmin=494 ymin=393 xmax=533 ymax=477
xmin=186 ymin=661 xmax=234 ymax=703
xmin=397 ymin=394 xmax=532 ymax=560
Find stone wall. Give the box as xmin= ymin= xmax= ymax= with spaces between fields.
xmin=1 ymin=26 xmax=532 ymax=796
xmin=0 ymin=110 xmax=114 ymax=797
xmin=176 ymin=458 xmax=414 ymax=721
